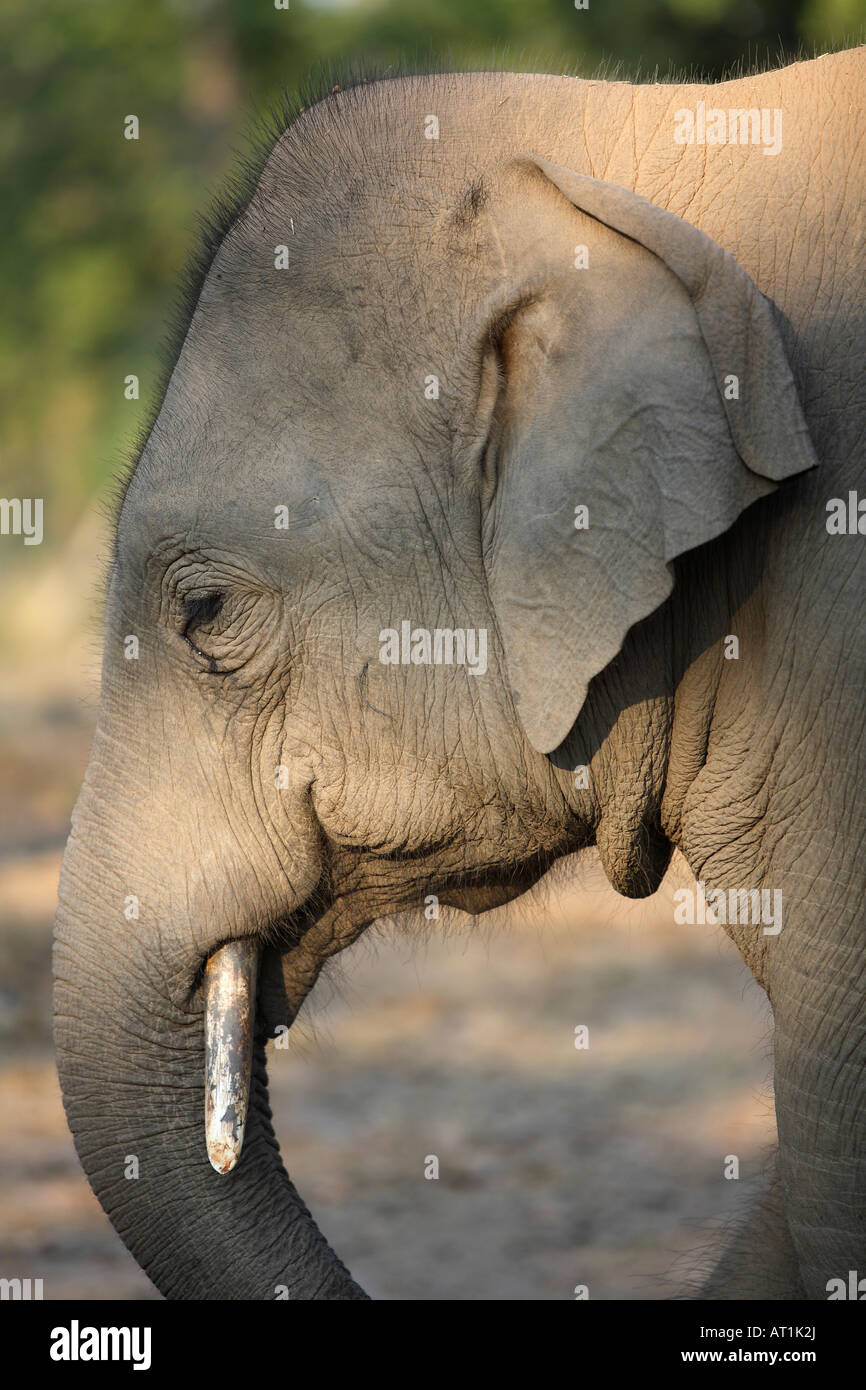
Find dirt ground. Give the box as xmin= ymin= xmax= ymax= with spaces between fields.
xmin=0 ymin=516 xmax=777 ymax=1300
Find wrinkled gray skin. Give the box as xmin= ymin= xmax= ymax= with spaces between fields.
xmin=55 ymin=50 xmax=866 ymax=1299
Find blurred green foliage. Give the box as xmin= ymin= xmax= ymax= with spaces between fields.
xmin=1 ymin=0 xmax=863 ymax=543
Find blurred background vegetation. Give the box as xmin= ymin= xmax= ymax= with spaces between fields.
xmin=0 ymin=0 xmax=863 ymax=554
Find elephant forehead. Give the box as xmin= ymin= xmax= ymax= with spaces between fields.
xmin=120 ymin=445 xmax=421 ymax=566
xmin=129 ymin=245 xmax=443 ymax=494
xmin=158 ymin=298 xmax=396 ymax=448
xmin=118 ymin=130 xmax=457 ymax=568
xmin=193 ymin=178 xmax=436 ymax=370
xmin=122 ymin=315 xmax=427 ymax=561
xmin=117 ymin=418 xmax=463 ymax=592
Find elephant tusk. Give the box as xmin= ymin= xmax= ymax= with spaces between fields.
xmin=204 ymin=939 xmax=261 ymax=1175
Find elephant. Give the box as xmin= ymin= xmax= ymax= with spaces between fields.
xmin=54 ymin=47 xmax=866 ymax=1300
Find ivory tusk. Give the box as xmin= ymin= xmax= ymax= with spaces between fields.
xmin=204 ymin=938 xmax=261 ymax=1175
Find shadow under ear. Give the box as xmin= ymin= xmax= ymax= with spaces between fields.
xmin=543 ymin=487 xmax=790 ymax=899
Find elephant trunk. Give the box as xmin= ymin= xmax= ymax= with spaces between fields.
xmin=771 ymin=932 xmax=866 ymax=1299
xmin=772 ymin=1000 xmax=866 ymax=1301
xmin=53 ymin=826 xmax=366 ymax=1301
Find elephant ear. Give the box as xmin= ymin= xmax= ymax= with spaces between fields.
xmin=459 ymin=155 xmax=818 ymax=755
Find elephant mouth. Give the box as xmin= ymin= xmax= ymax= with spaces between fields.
xmin=202 ymin=853 xmax=556 ymax=1174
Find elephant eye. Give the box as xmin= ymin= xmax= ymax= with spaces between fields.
xmin=181 ymin=591 xmax=226 ymax=669
xmin=172 ymin=579 xmax=275 ymax=679
xmin=183 ymin=591 xmax=224 ymax=629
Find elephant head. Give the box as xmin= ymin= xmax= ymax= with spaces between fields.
xmin=54 ymin=79 xmax=817 ymax=1299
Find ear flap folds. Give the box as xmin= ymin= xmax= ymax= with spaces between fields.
xmin=471 ymin=155 xmax=818 ymax=755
